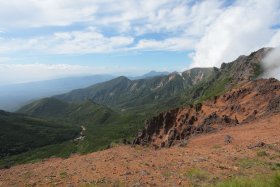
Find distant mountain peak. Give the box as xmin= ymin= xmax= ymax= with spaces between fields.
xmin=143 ymin=70 xmax=169 ymax=77
xmin=130 ymin=71 xmax=169 ymax=80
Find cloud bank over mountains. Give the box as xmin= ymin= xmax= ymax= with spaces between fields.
xmin=0 ymin=0 xmax=280 ymax=83
xmin=191 ymin=0 xmax=280 ymax=68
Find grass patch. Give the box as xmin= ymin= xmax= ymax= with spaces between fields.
xmin=213 ymin=172 xmax=280 ymax=187
xmin=60 ymin=171 xmax=68 ymax=179
xmin=270 ymin=163 xmax=280 ymax=171
xmin=185 ymin=168 xmax=209 ymax=181
xmin=257 ymin=150 xmax=269 ymax=157
xmin=213 ymin=145 xmax=222 ymax=149
xmin=252 ymin=63 xmax=264 ymax=80
xmin=82 ymin=178 xmax=126 ymax=187
xmin=191 ymin=76 xmax=232 ymax=104
xmin=238 ymin=158 xmax=263 ymax=169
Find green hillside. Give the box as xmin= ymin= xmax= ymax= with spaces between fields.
xmin=0 ymin=110 xmax=79 ymax=158
xmin=2 ymin=99 xmax=145 ymax=167
xmin=19 ymin=98 xmax=146 ymax=152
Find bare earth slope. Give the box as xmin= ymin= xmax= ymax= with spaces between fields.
xmin=0 ymin=114 xmax=279 ymax=186
xmin=0 ymin=78 xmax=280 ymax=186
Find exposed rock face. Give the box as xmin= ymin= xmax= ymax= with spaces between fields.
xmin=220 ymin=48 xmax=272 ymax=81
xmin=267 ymin=96 xmax=280 ymax=113
xmin=134 ymin=78 xmax=280 ymax=147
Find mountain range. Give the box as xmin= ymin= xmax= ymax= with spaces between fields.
xmin=129 ymin=70 xmax=169 ymax=80
xmin=21 ymin=48 xmax=269 ymax=115
xmin=0 ymin=47 xmax=276 ymax=170
xmin=1 ymin=47 xmax=280 ymax=186
xmin=0 ymin=71 xmax=171 ymax=112
xmin=0 ymin=74 xmax=115 ymax=111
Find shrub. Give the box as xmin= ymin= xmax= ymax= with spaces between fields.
xmin=257 ymin=150 xmax=269 ymax=157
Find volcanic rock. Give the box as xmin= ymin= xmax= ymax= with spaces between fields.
xmin=134 ymin=79 xmax=280 ymax=148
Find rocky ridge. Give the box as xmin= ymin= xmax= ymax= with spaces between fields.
xmin=134 ymin=78 xmax=280 ymax=147
xmin=220 ymin=47 xmax=272 ymax=81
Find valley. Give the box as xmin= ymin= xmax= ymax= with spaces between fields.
xmin=0 ymin=110 xmax=80 ymax=159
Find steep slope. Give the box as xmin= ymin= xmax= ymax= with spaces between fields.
xmin=0 ymin=74 xmax=115 ymax=111
xmin=18 ymin=98 xmax=72 ymax=118
xmin=220 ymin=47 xmax=270 ymax=81
xmin=180 ymin=47 xmax=272 ymax=105
xmin=0 ymin=110 xmax=79 ymax=158
xmin=1 ymin=114 xmax=279 ymax=186
xmin=18 ymin=97 xmax=114 ymax=121
xmin=134 ymin=78 xmax=280 ymax=147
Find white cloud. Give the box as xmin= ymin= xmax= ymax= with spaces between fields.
xmin=135 ymin=37 xmax=195 ymax=51
xmin=0 ymin=0 xmax=99 ymax=27
xmin=0 ymin=0 xmax=279 ymax=76
xmin=184 ymin=1 xmax=224 ymax=37
xmin=268 ymin=30 xmax=280 ymax=48
xmin=130 ymin=1 xmax=223 ymax=36
xmin=262 ymin=48 xmax=280 ymax=80
xmin=191 ymin=0 xmax=280 ymax=68
xmin=0 ymin=0 xmax=225 ymax=54
xmin=49 ymin=28 xmax=134 ymax=54
xmin=0 ymin=0 xmax=185 ymax=30
xmin=0 ymin=27 xmax=134 ymax=54
xmin=0 ymin=57 xmax=15 ymax=63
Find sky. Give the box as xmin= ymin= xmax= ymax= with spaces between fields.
xmin=0 ymin=0 xmax=280 ymax=85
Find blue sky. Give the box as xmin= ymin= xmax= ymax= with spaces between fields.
xmin=0 ymin=0 xmax=279 ymax=85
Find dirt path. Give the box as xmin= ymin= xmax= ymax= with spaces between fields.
xmin=1 ymin=114 xmax=280 ymax=187
xmin=74 ymin=125 xmax=86 ymax=141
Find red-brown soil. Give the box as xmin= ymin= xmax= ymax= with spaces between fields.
xmin=134 ymin=78 xmax=280 ymax=148
xmin=0 ymin=114 xmax=280 ymax=187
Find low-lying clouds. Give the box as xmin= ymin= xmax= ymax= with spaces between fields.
xmin=0 ymin=63 xmax=162 ymax=85
xmin=262 ymin=48 xmax=280 ymax=80
xmin=0 ymin=63 xmax=99 ymax=85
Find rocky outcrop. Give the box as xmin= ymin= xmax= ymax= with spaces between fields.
xmin=267 ymin=96 xmax=280 ymax=113
xmin=220 ymin=47 xmax=272 ymax=81
xmin=133 ymin=108 xmax=179 ymax=146
xmin=224 ymin=135 xmax=233 ymax=144
xmin=134 ymin=78 xmax=280 ymax=148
